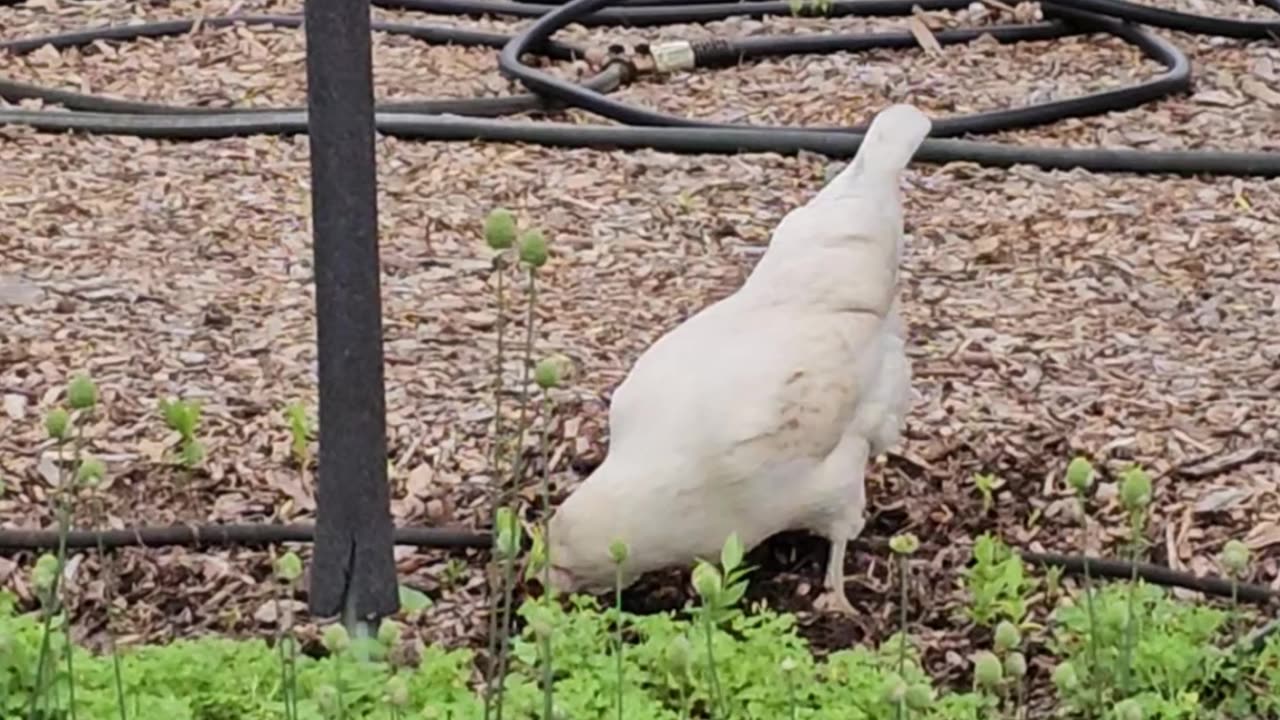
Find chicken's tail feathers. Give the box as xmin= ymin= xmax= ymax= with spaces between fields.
xmin=813 ymin=103 xmax=931 ymax=202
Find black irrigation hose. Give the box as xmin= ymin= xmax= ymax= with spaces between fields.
xmin=1 ymin=2 xmax=1279 ymax=175
xmin=0 ymin=523 xmax=1273 ymax=609
xmin=1055 ymin=0 xmax=1280 ymax=39
xmin=0 ymin=523 xmax=492 ymax=551
xmin=0 ymin=15 xmax=629 ymax=119
xmin=497 ymin=0 xmax=1191 ymax=137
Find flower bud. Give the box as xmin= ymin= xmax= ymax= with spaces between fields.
xmin=780 ymin=657 xmax=797 ymax=674
xmin=1120 ymin=467 xmax=1152 ymax=512
xmin=378 ymin=619 xmax=403 ymax=647
xmin=1065 ymin=456 xmax=1094 ymax=494
xmin=67 ymin=374 xmax=98 ymax=410
xmin=44 ymin=408 xmax=70 ymax=441
xmin=518 ymin=229 xmax=548 ymax=268
xmin=904 ymin=683 xmax=935 ymax=709
xmin=1220 ymin=539 xmax=1250 ymax=576
xmin=534 ymin=354 xmax=574 ymax=390
xmin=321 ymin=623 xmax=350 ymax=654
xmin=667 ymin=635 xmax=692 ymax=673
xmin=608 ymin=539 xmax=629 ymax=565
xmin=1004 ymin=651 xmax=1027 ymax=679
xmin=386 ymin=676 xmax=410 ymax=708
xmin=315 ymin=684 xmax=339 ymax=714
xmin=75 ymin=456 xmax=106 ymax=488
xmin=973 ymin=651 xmax=1003 ymax=689
xmin=484 ymin=208 xmax=517 ymax=251
xmin=993 ymin=620 xmax=1021 ymax=653
xmin=1051 ymin=661 xmax=1079 ymax=691
xmin=882 ymin=673 xmax=907 ymax=704
xmin=32 ymin=553 xmax=59 ymax=594
xmin=889 ymin=533 xmax=920 ymax=555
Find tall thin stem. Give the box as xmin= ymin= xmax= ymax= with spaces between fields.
xmin=28 ymin=437 xmax=71 ymax=720
xmin=494 ymin=268 xmax=539 ymax=720
xmin=1078 ymin=501 xmax=1102 ymax=718
xmin=483 ymin=256 xmax=508 ymax=720
xmin=539 ymin=391 xmax=555 ymax=720
xmin=896 ymin=555 xmax=908 ymax=720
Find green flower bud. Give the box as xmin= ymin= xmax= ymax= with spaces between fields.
xmin=691 ymin=561 xmax=722 ymax=601
xmin=67 ymin=374 xmax=98 ymax=410
xmin=993 ymin=620 xmax=1021 ymax=653
xmin=1115 ymin=698 xmax=1145 ymax=720
xmin=534 ymin=354 xmax=573 ymax=390
xmin=608 ymin=539 xmax=629 ymax=565
xmin=1051 ymin=661 xmax=1079 ymax=691
xmin=780 ymin=657 xmax=797 ymax=674
xmin=44 ymin=408 xmax=70 ymax=441
xmin=1120 ymin=467 xmax=1152 ymax=512
xmin=75 ymin=456 xmax=106 ymax=488
xmin=882 ymin=673 xmax=907 ymax=704
xmin=274 ymin=551 xmax=303 ymax=583
xmin=484 ymin=208 xmax=517 ymax=251
xmin=1004 ymin=651 xmax=1027 ymax=679
xmin=315 ymin=684 xmax=339 ymax=714
xmin=32 ymin=553 xmax=59 ymax=593
xmin=889 ymin=533 xmax=920 ymax=555
xmin=904 ymin=683 xmax=935 ymax=710
xmin=973 ymin=651 xmax=1003 ymax=689
xmin=518 ymin=229 xmax=548 ymax=268
xmin=1220 ymin=539 xmax=1250 ymax=576
xmin=321 ymin=623 xmax=350 ymax=654
xmin=386 ymin=676 xmax=410 ymax=708
xmin=378 ymin=619 xmax=403 ymax=647
xmin=1065 ymin=456 xmax=1094 ymax=494
xmin=667 ymin=634 xmax=692 ymax=674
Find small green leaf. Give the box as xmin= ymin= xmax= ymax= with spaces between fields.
xmin=720 ymin=531 xmax=744 ymax=572
xmin=398 ymin=584 xmax=433 ymax=613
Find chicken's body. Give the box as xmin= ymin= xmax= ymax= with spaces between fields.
xmin=547 ymin=104 xmax=931 ymax=613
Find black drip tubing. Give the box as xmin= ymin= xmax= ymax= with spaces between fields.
xmin=0 ymin=0 xmax=1277 ymax=175
xmin=0 ymin=522 xmax=1273 ymax=609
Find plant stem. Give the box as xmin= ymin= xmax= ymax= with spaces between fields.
xmin=1118 ymin=511 xmax=1143 ymax=696
xmin=483 ymin=254 xmax=508 ymax=720
xmin=86 ymin=492 xmax=128 ymax=720
xmin=539 ymin=391 xmax=555 ymax=720
xmin=615 ymin=564 xmax=624 ymax=720
xmin=1229 ymin=576 xmax=1243 ymax=718
xmin=896 ymin=555 xmax=908 ymax=720
xmin=786 ymin=673 xmax=798 ymax=720
xmin=1078 ymin=500 xmax=1102 ymax=718
xmin=28 ymin=437 xmax=72 ymax=720
xmin=494 ymin=267 xmax=540 ymax=720
xmin=703 ymin=615 xmax=725 ymax=719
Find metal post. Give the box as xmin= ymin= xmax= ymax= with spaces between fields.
xmin=302 ymin=0 xmax=398 ymax=630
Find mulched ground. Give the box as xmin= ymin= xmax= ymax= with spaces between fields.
xmin=1 ymin=0 xmax=1278 ymax=699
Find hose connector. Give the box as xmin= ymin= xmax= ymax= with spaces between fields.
xmin=688 ymin=39 xmax=736 ymax=68
xmin=646 ymin=41 xmax=695 ymax=73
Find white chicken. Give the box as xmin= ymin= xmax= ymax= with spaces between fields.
xmin=546 ymin=103 xmax=931 ymax=615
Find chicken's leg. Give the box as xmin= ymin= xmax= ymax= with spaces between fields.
xmin=811 ymin=431 xmax=871 ymax=617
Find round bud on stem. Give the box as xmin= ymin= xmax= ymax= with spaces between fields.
xmin=973 ymin=651 xmax=1003 ymax=689
xmin=1120 ymin=467 xmax=1152 ymax=512
xmin=904 ymin=683 xmax=935 ymax=710
xmin=993 ymin=620 xmax=1021 ymax=653
xmin=889 ymin=533 xmax=920 ymax=556
xmin=386 ymin=676 xmax=410 ymax=708
xmin=378 ymin=619 xmax=403 ymax=647
xmin=75 ymin=456 xmax=106 ymax=488
xmin=1065 ymin=456 xmax=1094 ymax=494
xmin=32 ymin=553 xmax=59 ymax=594
xmin=1004 ymin=651 xmax=1027 ymax=679
xmin=608 ymin=538 xmax=629 ymax=565
xmin=321 ymin=623 xmax=351 ymax=654
xmin=519 ymin=229 xmax=548 ymax=268
xmin=1051 ymin=661 xmax=1079 ymax=691
xmin=67 ymin=374 xmax=98 ymax=410
xmin=45 ymin=408 xmax=70 ymax=441
xmin=1220 ymin=539 xmax=1250 ymax=577
xmin=484 ymin=208 xmax=517 ymax=251
xmin=667 ymin=634 xmax=692 ymax=674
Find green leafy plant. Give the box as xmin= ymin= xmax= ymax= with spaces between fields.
xmin=961 ymin=533 xmax=1037 ymax=628
xmin=972 ymin=473 xmax=999 ymax=515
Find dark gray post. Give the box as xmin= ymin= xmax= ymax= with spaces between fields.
xmin=302 ymin=0 xmax=398 ymax=628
